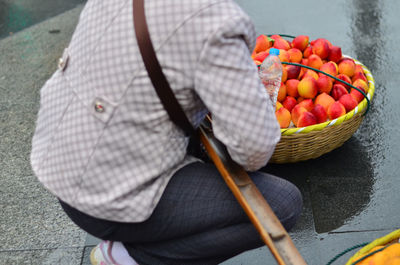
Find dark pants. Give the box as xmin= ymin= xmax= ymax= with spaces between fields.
xmin=60 ymin=162 xmax=303 ymax=265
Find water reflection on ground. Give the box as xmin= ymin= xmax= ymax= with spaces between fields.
xmin=0 ymin=0 xmax=85 ymax=39
xmin=265 ymin=136 xmax=374 ymax=233
xmin=239 ymin=0 xmax=400 ymax=235
xmin=0 ymin=1 xmax=31 ymax=38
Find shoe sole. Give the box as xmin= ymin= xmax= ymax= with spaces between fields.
xmin=89 ymin=246 xmax=99 ymax=265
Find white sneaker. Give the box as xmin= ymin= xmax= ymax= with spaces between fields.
xmin=90 ymin=241 xmax=119 ymax=265
xmin=90 ymin=241 xmax=138 ymax=265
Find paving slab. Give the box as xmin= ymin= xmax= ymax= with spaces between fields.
xmin=0 ymin=107 xmax=37 ymax=178
xmin=0 ymin=247 xmax=83 ymax=265
xmin=2 ymin=0 xmax=400 ymax=264
xmin=221 ymin=228 xmax=398 ymax=265
xmin=81 ymin=247 xmax=93 ymax=265
xmin=0 ymin=0 xmax=86 ymax=39
xmin=0 ymin=4 xmax=87 ymax=264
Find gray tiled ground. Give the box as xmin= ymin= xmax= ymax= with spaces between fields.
xmin=0 ymin=5 xmax=87 ymax=264
xmin=2 ymin=0 xmax=400 ymax=265
xmin=0 ymin=248 xmax=84 ymax=265
xmin=81 ymin=247 xmax=93 ymax=265
xmin=0 ymin=0 xmax=86 ymax=39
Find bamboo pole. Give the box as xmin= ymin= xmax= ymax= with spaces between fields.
xmin=198 ymin=118 xmax=307 ymax=265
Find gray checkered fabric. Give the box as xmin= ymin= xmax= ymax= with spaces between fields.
xmin=31 ymin=0 xmax=281 ymax=222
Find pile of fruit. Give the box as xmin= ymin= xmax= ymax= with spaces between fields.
xmin=252 ymin=34 xmax=369 ymax=128
xmin=348 ymin=243 xmax=400 ymax=265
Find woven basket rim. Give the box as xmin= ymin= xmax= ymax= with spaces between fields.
xmin=280 ymin=56 xmax=375 ymax=136
xmin=345 ymin=229 xmax=400 ymax=265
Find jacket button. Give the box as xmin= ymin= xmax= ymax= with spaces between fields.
xmin=58 ymin=56 xmax=69 ymax=71
xmin=94 ymin=102 xmax=105 ymax=113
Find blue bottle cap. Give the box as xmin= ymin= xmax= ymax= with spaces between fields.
xmin=269 ymin=48 xmax=280 ymax=56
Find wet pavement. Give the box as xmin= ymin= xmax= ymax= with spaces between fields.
xmin=0 ymin=0 xmax=85 ymax=39
xmin=0 ymin=0 xmax=399 ymax=264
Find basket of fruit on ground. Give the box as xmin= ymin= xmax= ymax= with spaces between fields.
xmin=339 ymin=229 xmax=400 ymax=265
xmin=252 ymin=34 xmax=375 ymax=164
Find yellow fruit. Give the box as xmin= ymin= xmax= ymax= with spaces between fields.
xmin=356 ymin=244 xmax=400 ymax=265
xmin=386 ymin=256 xmax=400 ymax=265
xmin=353 ymin=246 xmax=384 ymax=264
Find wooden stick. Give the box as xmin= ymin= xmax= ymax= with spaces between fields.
xmin=198 ymin=119 xmax=307 ymax=265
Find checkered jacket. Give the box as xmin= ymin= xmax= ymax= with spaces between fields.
xmin=31 ymin=0 xmax=281 ymax=222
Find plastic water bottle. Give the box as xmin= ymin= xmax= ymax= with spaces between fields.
xmin=259 ymin=48 xmax=282 ymax=109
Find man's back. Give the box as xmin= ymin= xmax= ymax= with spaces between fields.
xmin=31 ymin=0 xmax=280 ymax=223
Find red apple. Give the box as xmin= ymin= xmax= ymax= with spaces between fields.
xmin=297 ymin=111 xmax=317 ymax=127
xmin=291 ymin=105 xmax=308 ymax=127
xmin=327 ymin=101 xmax=346 ymax=119
xmin=334 ymin=74 xmax=352 ymax=90
xmin=297 ymin=98 xmax=314 ymax=112
xmin=311 ymin=104 xmax=328 ymax=123
xmin=286 ymin=65 xmax=301 ymax=80
xmin=292 ymin=35 xmax=309 ymax=51
xmin=339 ymin=94 xmax=358 ymax=112
xmin=312 ymin=39 xmax=330 ymax=59
xmin=286 ymin=79 xmax=300 ymax=98
xmin=328 ymin=46 xmax=342 ymax=63
xmin=316 ymin=75 xmax=333 ymax=94
xmin=350 ymin=86 xmax=367 ymax=103
xmin=282 ymin=96 xmax=298 ymax=112
xmin=331 ymin=84 xmax=349 ymax=101
xmin=298 ymin=77 xmax=318 ymax=99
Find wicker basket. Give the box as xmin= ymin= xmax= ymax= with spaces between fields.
xmin=345 ymin=229 xmax=400 ymax=265
xmin=269 ymin=57 xmax=375 ymax=164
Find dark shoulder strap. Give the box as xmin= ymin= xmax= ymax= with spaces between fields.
xmin=133 ymin=0 xmax=195 ymax=135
